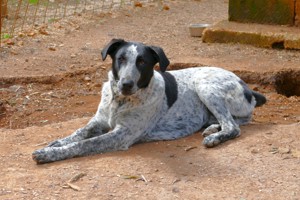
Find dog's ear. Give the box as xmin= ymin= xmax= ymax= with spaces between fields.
xmin=149 ymin=46 xmax=170 ymax=72
xmin=101 ymin=39 xmax=126 ymax=61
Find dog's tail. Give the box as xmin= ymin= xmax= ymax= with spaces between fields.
xmin=252 ymin=91 xmax=267 ymax=107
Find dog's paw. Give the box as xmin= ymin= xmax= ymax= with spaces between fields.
xmin=32 ymin=148 xmax=55 ymax=164
xmin=202 ymin=134 xmax=221 ymax=148
xmin=202 ymin=124 xmax=221 ymax=137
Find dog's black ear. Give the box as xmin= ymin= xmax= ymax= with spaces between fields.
xmin=101 ymin=39 xmax=126 ymax=61
xmin=149 ymin=46 xmax=170 ymax=72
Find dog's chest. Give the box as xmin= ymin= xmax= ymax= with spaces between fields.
xmin=107 ymin=96 xmax=140 ymax=125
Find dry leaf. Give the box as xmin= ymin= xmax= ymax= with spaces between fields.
xmin=278 ymin=147 xmax=290 ymax=154
xmin=27 ymin=31 xmax=37 ymax=37
xmin=134 ymin=2 xmax=143 ymax=7
xmin=5 ymin=39 xmax=15 ymax=45
xmin=39 ymin=28 xmax=49 ymax=35
xmin=163 ymin=5 xmax=170 ymax=10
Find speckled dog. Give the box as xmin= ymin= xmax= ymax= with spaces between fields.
xmin=32 ymin=39 xmax=266 ymax=164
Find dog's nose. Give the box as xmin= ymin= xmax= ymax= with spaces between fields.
xmin=122 ymin=80 xmax=134 ymax=90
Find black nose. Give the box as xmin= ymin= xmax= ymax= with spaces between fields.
xmin=122 ymin=80 xmax=134 ymax=90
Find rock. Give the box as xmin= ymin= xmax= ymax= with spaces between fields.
xmin=84 ymin=76 xmax=91 ymax=81
xmin=172 ymin=187 xmax=180 ymax=193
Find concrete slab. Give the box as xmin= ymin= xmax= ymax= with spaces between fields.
xmin=202 ymin=20 xmax=300 ymax=50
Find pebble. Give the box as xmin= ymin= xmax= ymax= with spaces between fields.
xmin=172 ymin=187 xmax=180 ymax=193
xmin=84 ymin=76 xmax=91 ymax=81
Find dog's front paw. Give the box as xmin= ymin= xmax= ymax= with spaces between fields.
xmin=202 ymin=134 xmax=221 ymax=148
xmin=32 ymin=148 xmax=55 ymax=164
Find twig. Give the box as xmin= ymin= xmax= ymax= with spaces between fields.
xmin=185 ymin=146 xmax=197 ymax=152
xmin=32 ymin=0 xmax=40 ymax=28
xmin=63 ymin=182 xmax=81 ymax=191
xmin=172 ymin=178 xmax=181 ymax=185
xmin=140 ymin=174 xmax=148 ymax=183
xmin=33 ymin=141 xmax=48 ymax=147
xmin=43 ymin=0 xmax=50 ymax=24
xmin=62 ymin=172 xmax=87 ymax=191
xmin=68 ymin=172 xmax=87 ymax=183
xmin=11 ymin=0 xmax=23 ymax=37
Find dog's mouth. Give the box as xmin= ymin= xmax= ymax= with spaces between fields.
xmin=120 ymin=89 xmax=134 ymax=96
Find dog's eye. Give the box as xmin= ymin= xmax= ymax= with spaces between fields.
xmin=118 ymin=56 xmax=126 ymax=63
xmin=137 ymin=58 xmax=145 ymax=65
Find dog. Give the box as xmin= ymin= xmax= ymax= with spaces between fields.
xmin=32 ymin=39 xmax=266 ymax=164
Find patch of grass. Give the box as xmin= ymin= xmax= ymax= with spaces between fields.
xmin=1 ymin=33 xmax=12 ymax=39
xmin=29 ymin=0 xmax=39 ymax=5
xmin=48 ymin=18 xmax=59 ymax=23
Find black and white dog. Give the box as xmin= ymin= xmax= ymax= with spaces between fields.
xmin=32 ymin=39 xmax=266 ymax=164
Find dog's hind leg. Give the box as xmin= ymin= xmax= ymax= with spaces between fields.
xmin=202 ymin=118 xmax=240 ymax=147
xmin=233 ymin=115 xmax=252 ymax=125
xmin=202 ymin=124 xmax=221 ymax=137
xmin=202 ymin=114 xmax=251 ymax=137
xmin=197 ymin=91 xmax=241 ymax=147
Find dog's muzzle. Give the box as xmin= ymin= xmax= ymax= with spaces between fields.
xmin=119 ymin=79 xmax=135 ymax=96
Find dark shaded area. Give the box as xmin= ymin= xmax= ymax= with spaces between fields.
xmin=229 ymin=0 xmax=295 ymax=25
xmin=275 ymin=70 xmax=300 ymax=97
xmin=272 ymin=41 xmax=285 ymax=49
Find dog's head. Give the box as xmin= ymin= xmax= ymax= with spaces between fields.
xmin=101 ymin=39 xmax=170 ymax=96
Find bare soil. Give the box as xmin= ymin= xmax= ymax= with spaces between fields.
xmin=0 ymin=0 xmax=299 ymax=199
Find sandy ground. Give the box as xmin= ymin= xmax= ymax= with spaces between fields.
xmin=0 ymin=0 xmax=299 ymax=199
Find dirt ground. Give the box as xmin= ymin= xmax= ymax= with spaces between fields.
xmin=0 ymin=0 xmax=299 ymax=199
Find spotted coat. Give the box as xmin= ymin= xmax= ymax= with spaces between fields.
xmin=32 ymin=39 xmax=266 ymax=164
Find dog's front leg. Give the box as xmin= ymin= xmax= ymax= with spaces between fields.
xmin=47 ymin=117 xmax=109 ymax=147
xmin=32 ymin=125 xmax=134 ymax=164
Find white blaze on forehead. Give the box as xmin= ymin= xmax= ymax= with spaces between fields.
xmin=126 ymin=44 xmax=138 ymax=58
xmin=123 ymin=45 xmax=139 ymax=70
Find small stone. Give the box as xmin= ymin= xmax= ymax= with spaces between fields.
xmin=172 ymin=187 xmax=180 ymax=193
xmin=251 ymin=149 xmax=259 ymax=154
xmin=84 ymin=76 xmax=91 ymax=81
xmin=93 ymin=83 xmax=102 ymax=87
xmin=48 ymin=47 xmax=56 ymax=51
xmin=76 ymin=101 xmax=85 ymax=105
